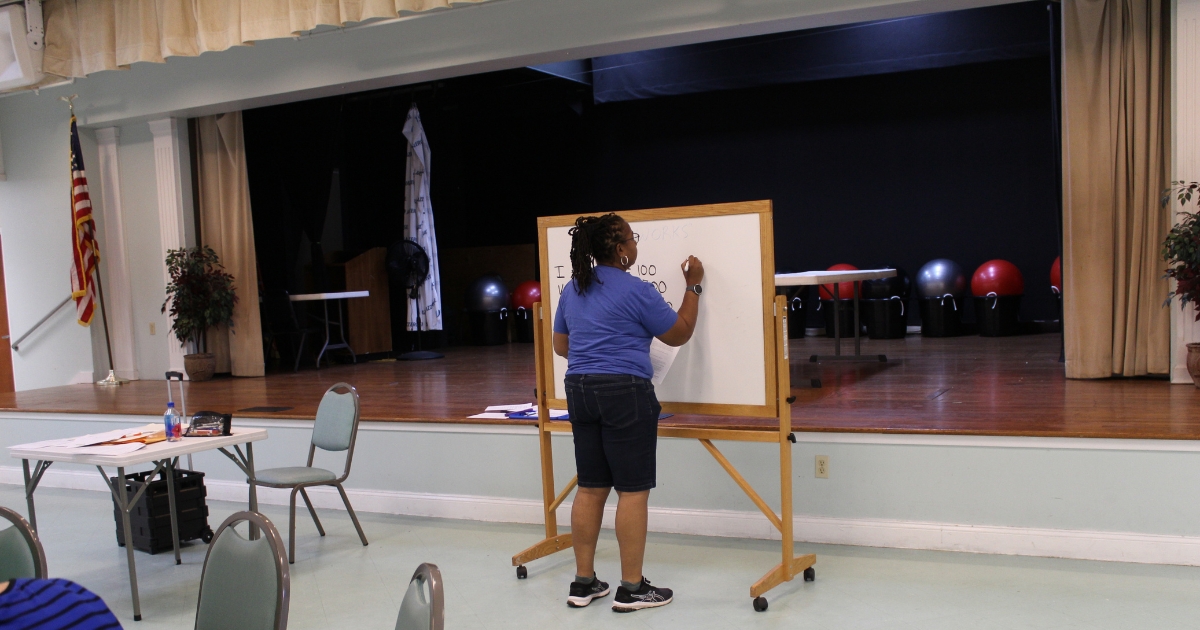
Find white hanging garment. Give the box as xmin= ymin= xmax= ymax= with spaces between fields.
xmin=402 ymin=104 xmax=443 ymax=331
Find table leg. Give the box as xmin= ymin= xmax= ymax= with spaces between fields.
xmin=853 ymin=281 xmax=861 ymax=356
xmin=833 ymin=283 xmax=842 ymax=356
xmin=164 ymin=460 xmax=182 ymax=565
xmin=247 ymin=442 xmax=260 ymax=540
xmin=22 ymin=459 xmax=37 ymax=532
xmin=337 ymin=299 xmax=356 ymax=362
xmin=115 ymin=466 xmax=143 ymax=621
xmin=315 ymin=300 xmax=332 ymax=368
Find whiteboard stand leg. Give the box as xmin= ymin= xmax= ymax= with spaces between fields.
xmin=751 ymin=296 xmax=816 ymax=606
xmin=513 ymin=301 xmax=575 ymax=576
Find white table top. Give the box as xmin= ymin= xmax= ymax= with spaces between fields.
xmin=289 ymin=291 xmax=369 ymax=302
xmin=9 ymin=428 xmax=268 ymax=467
xmin=775 ymin=269 xmax=897 ymax=286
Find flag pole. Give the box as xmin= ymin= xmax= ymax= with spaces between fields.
xmin=61 ymin=95 xmax=125 ymax=386
xmin=92 ymin=266 xmax=126 ymax=386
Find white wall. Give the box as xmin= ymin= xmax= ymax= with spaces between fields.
xmin=1172 ymin=0 xmax=1200 ymax=384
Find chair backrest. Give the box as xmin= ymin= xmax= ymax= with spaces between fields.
xmin=0 ymin=506 xmax=46 ymax=581
xmin=395 ymin=563 xmax=443 ymax=630
xmin=195 ymin=511 xmax=289 ymax=630
xmin=311 ymin=383 xmax=360 ymax=458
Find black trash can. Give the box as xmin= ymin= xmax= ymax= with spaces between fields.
xmin=820 ymin=300 xmax=860 ymax=338
xmin=919 ymin=296 xmax=962 ymax=337
xmin=776 ymin=285 xmax=809 ymax=339
xmin=866 ymin=297 xmax=908 ymax=339
xmin=514 ymin=307 xmax=535 ymax=343
xmin=974 ymin=295 xmax=1021 ymax=337
xmin=469 ymin=309 xmax=509 ymax=345
xmin=113 ymin=468 xmax=212 ymax=554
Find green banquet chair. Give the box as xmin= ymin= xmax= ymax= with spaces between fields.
xmin=395 ymin=563 xmax=444 ymax=630
xmin=0 ymin=506 xmax=47 ymax=581
xmin=251 ymin=382 xmax=369 ymax=563
xmin=195 ymin=511 xmax=289 ymax=630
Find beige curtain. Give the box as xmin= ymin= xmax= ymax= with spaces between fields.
xmin=42 ymin=0 xmax=491 ymax=79
xmin=1062 ymin=0 xmax=1172 ymax=378
xmin=196 ymin=112 xmax=264 ymax=377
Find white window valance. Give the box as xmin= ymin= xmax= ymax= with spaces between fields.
xmin=43 ymin=0 xmax=489 ymax=79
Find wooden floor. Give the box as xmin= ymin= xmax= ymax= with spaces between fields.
xmin=2 ymin=334 xmax=1197 ymax=440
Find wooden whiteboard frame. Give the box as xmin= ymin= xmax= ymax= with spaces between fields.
xmin=536 ymin=200 xmax=778 ymax=419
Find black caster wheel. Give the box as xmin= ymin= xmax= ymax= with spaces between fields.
xmin=804 ymin=567 xmax=815 ymax=582
xmin=753 ymin=596 xmax=768 ymax=612
xmin=200 ymin=528 xmax=214 ymax=544
xmin=516 ymin=565 xmax=528 ymax=579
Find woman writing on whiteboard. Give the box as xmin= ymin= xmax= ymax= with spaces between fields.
xmin=552 ymin=213 xmax=704 ymax=612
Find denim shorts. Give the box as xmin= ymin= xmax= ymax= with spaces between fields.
xmin=565 ymin=373 xmax=662 ymax=492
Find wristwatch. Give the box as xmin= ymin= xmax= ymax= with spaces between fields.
xmin=687 ymin=284 xmax=703 ymax=296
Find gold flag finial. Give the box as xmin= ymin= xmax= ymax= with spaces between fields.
xmin=59 ymin=94 xmax=77 ymax=115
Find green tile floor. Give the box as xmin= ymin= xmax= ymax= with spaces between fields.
xmin=3 ymin=484 xmax=1198 ymax=629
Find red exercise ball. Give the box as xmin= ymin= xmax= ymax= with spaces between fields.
xmin=818 ymin=264 xmax=859 ymax=300
xmin=511 ymin=280 xmax=542 ymax=311
xmin=971 ymin=259 xmax=1024 ymax=297
xmin=1050 ymin=256 xmax=1062 ymax=293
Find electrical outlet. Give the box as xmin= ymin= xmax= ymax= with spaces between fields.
xmin=149 ymin=323 xmax=156 ymax=335
xmin=815 ymin=455 xmax=829 ymax=479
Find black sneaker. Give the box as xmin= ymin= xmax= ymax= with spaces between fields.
xmin=567 ymin=577 xmax=611 ymax=608
xmin=612 ymin=577 xmax=673 ymax=612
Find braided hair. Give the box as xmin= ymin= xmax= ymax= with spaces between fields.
xmin=568 ymin=213 xmax=627 ymax=294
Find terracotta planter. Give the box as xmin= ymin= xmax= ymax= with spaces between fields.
xmin=1187 ymin=343 xmax=1200 ymax=388
xmin=184 ymin=353 xmax=216 ymax=382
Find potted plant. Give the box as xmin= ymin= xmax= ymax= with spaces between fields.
xmin=1162 ymin=182 xmax=1200 ymax=386
xmin=162 ymin=246 xmax=237 ymax=381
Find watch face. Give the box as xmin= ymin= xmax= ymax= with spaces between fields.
xmin=692 ymin=285 xmax=703 ymax=295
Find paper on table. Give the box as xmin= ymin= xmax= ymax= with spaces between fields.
xmin=649 ymin=338 xmax=680 ymax=387
xmin=10 ymin=425 xmax=161 ymax=451
xmin=27 ymin=443 xmax=148 ymax=456
xmin=485 ymin=403 xmax=534 ymax=412
xmin=468 ymin=412 xmax=511 ymax=419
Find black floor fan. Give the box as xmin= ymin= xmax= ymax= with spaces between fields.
xmin=387 ymin=239 xmax=444 ymax=360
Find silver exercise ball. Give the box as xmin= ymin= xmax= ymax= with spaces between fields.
xmin=466 ymin=275 xmax=509 ymax=312
xmin=916 ymin=259 xmax=967 ymax=298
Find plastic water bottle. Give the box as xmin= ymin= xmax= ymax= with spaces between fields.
xmin=164 ymin=401 xmax=182 ymax=442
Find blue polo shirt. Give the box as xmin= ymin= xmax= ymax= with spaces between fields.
xmin=0 ymin=578 xmax=122 ymax=629
xmin=553 ymin=265 xmax=679 ymax=379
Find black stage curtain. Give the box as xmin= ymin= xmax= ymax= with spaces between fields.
xmin=592 ymin=1 xmax=1051 ymax=103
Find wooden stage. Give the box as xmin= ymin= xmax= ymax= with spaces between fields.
xmin=2 ymin=333 xmax=1197 ymax=440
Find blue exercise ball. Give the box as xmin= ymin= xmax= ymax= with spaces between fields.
xmin=466 ymin=275 xmax=509 ymax=312
xmin=916 ymin=259 xmax=966 ymax=298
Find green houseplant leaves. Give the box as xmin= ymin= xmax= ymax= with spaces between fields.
xmin=161 ymin=246 xmax=237 ymax=351
xmin=1163 ymin=181 xmax=1200 ymax=321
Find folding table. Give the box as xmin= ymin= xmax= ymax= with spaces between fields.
xmin=289 ymin=290 xmax=369 ymax=367
xmin=9 ymin=428 xmax=268 ymax=621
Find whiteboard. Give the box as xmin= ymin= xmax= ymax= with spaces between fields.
xmin=538 ymin=201 xmax=777 ymax=417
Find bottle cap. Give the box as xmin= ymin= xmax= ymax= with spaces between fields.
xmin=167 ymin=402 xmax=175 ymax=407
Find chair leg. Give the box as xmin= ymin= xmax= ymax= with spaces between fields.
xmin=299 ymin=487 xmax=325 ymax=536
xmin=288 ymin=487 xmax=299 ymax=564
xmin=336 ymin=484 xmax=369 ymax=547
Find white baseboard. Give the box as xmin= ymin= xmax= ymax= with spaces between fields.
xmin=3 ymin=465 xmax=1199 ymax=567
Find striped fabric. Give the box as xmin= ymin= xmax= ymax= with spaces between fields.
xmin=0 ymin=578 xmax=121 ymax=629
xmin=68 ymin=114 xmax=99 ymax=327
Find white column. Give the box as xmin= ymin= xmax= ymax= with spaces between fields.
xmin=149 ymin=118 xmax=189 ymax=376
xmin=1172 ymin=0 xmax=1200 ymax=383
xmin=94 ymin=127 xmax=139 ymax=380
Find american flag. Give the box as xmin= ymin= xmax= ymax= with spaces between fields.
xmin=68 ymin=114 xmax=98 ymax=326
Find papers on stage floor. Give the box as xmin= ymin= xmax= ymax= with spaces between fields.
xmin=484 ymin=403 xmax=534 ymax=412
xmin=10 ymin=424 xmax=161 ymax=455
xmin=650 ymin=338 xmax=680 ymax=387
xmin=467 ymin=412 xmax=512 ymax=419
xmin=467 ymin=408 xmax=568 ymax=420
